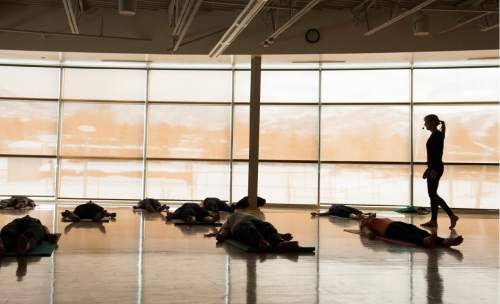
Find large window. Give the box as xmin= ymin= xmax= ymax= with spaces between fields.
xmin=0 ymin=58 xmax=498 ymax=208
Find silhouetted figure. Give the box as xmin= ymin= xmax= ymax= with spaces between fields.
xmin=311 ymin=204 xmax=375 ymax=219
xmin=133 ymin=198 xmax=168 ymax=213
xmin=359 ymin=217 xmax=463 ymax=247
xmin=166 ymin=202 xmax=219 ymax=223
xmin=420 ymin=114 xmax=459 ymax=229
xmin=232 ymin=196 xmax=266 ymax=209
xmin=212 ymin=212 xmax=297 ymax=249
xmin=61 ymin=201 xmax=116 ymax=222
xmin=0 ymin=196 xmax=36 ymax=210
xmin=202 ymin=197 xmax=234 ymax=212
xmin=0 ymin=215 xmax=59 ymax=256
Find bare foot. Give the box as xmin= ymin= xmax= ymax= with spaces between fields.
xmin=443 ymin=235 xmax=464 ymax=247
xmin=421 ymin=220 xmax=437 ymax=228
xmin=280 ymin=233 xmax=293 ymax=241
xmin=449 ymin=215 xmax=459 ymax=229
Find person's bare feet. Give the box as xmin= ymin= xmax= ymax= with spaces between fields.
xmin=443 ymin=235 xmax=464 ymax=247
xmin=277 ymin=241 xmax=299 ymax=249
xmin=421 ymin=220 xmax=437 ymax=228
xmin=16 ymin=235 xmax=30 ymax=255
xmin=449 ymin=215 xmax=459 ymax=229
xmin=280 ymin=233 xmax=293 ymax=241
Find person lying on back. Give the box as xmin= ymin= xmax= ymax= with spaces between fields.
xmin=202 ymin=197 xmax=234 ymax=213
xmin=166 ymin=202 xmax=219 ymax=223
xmin=311 ymin=204 xmax=375 ymax=219
xmin=0 ymin=196 xmax=36 ymax=210
xmin=133 ymin=198 xmax=169 ymax=213
xmin=0 ymin=215 xmax=58 ymax=256
xmin=61 ymin=201 xmax=116 ymax=222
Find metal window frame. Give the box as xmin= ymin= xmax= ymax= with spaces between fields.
xmin=0 ymin=62 xmax=498 ymax=206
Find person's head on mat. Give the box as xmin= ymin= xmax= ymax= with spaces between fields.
xmin=177 ymin=208 xmax=219 ymax=223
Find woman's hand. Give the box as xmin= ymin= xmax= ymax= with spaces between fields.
xmin=422 ymin=168 xmax=429 ymax=179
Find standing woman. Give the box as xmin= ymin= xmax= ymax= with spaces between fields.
xmin=421 ymin=114 xmax=459 ymax=229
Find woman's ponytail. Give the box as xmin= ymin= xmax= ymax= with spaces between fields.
xmin=440 ymin=120 xmax=446 ymax=138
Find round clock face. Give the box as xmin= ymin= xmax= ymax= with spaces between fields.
xmin=305 ymin=29 xmax=320 ymax=44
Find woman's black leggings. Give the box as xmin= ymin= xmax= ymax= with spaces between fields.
xmin=427 ymin=168 xmax=454 ymax=221
xmin=385 ymin=222 xmax=444 ymax=246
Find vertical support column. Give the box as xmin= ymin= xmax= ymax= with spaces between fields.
xmin=247 ymin=55 xmax=262 ymax=209
xmin=141 ymin=66 xmax=150 ymax=199
xmin=55 ymin=64 xmax=64 ymax=200
xmin=317 ymin=62 xmax=322 ymax=209
xmin=409 ymin=65 xmax=414 ymax=208
xmin=229 ymin=56 xmax=236 ymax=204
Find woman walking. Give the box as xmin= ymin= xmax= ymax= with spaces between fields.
xmin=420 ymin=114 xmax=459 ymax=229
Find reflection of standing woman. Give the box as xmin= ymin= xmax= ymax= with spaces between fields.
xmin=421 ymin=114 xmax=459 ymax=229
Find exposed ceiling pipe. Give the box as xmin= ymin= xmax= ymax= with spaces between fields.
xmin=481 ymin=23 xmax=499 ymax=32
xmin=62 ymin=0 xmax=79 ymax=34
xmin=209 ymin=0 xmax=268 ymax=57
xmin=438 ymin=12 xmax=492 ymax=34
xmin=364 ymin=0 xmax=438 ymax=36
xmin=172 ymin=0 xmax=203 ymax=52
xmin=0 ymin=27 xmax=151 ymax=41
xmin=262 ymin=0 xmax=322 ymax=47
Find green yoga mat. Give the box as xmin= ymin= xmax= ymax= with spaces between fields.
xmin=4 ymin=241 xmax=59 ymax=257
xmin=225 ymin=239 xmax=315 ymax=254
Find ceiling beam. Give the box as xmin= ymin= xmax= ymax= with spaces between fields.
xmin=172 ymin=0 xmax=203 ymax=52
xmin=262 ymin=0 xmax=322 ymax=46
xmin=62 ymin=0 xmax=79 ymax=34
xmin=457 ymin=0 xmax=487 ymax=8
xmin=209 ymin=0 xmax=268 ymax=57
xmin=364 ymin=0 xmax=438 ymax=36
xmin=439 ymin=12 xmax=492 ymax=34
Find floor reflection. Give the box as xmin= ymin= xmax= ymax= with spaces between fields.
xmin=0 ymin=205 xmax=497 ymax=304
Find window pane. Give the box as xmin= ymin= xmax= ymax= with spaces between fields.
xmin=234 ymin=70 xmax=319 ymax=103
xmin=146 ymin=161 xmax=230 ymax=200
xmin=147 ymin=105 xmax=230 ymax=159
xmin=62 ymin=68 xmax=146 ymax=100
xmin=320 ymin=164 xmax=410 ymax=205
xmin=322 ymin=70 xmax=410 ymax=102
xmin=413 ymin=165 xmax=499 ymax=209
xmin=233 ymin=105 xmax=249 ymax=159
xmin=61 ymin=102 xmax=144 ymax=157
xmin=233 ymin=106 xmax=318 ymax=160
xmin=321 ymin=105 xmax=410 ymax=161
xmin=413 ymin=105 xmax=499 ymax=162
xmin=0 ymin=100 xmax=58 ymax=155
xmin=0 ymin=157 xmax=55 ymax=196
xmin=233 ymin=162 xmax=317 ymax=204
xmin=59 ymin=159 xmax=143 ymax=199
xmin=414 ymin=68 xmax=500 ymax=102
xmin=148 ymin=70 xmax=232 ymax=102
xmin=0 ymin=66 xmax=59 ymax=98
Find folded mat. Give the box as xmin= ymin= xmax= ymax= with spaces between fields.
xmin=4 ymin=234 xmax=61 ymax=257
xmin=62 ymin=217 xmax=110 ymax=222
xmin=344 ymin=229 xmax=417 ymax=247
xmin=225 ymin=239 xmax=315 ymax=253
xmin=173 ymin=221 xmax=222 ymax=226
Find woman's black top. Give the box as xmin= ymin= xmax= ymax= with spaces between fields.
xmin=426 ymin=131 xmax=444 ymax=170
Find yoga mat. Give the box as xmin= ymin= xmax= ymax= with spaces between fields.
xmin=4 ymin=234 xmax=61 ymax=257
xmin=225 ymin=239 xmax=315 ymax=254
xmin=174 ymin=221 xmax=222 ymax=226
xmin=344 ymin=229 xmax=418 ymax=247
xmin=0 ymin=206 xmax=35 ymax=210
xmin=62 ymin=217 xmax=110 ymax=222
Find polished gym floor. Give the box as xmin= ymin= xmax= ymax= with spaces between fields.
xmin=0 ymin=204 xmax=497 ymax=304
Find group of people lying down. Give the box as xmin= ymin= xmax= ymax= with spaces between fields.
xmin=0 ymin=199 xmax=463 ymax=255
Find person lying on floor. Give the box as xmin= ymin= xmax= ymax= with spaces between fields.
xmin=166 ymin=202 xmax=219 ymax=223
xmin=311 ymin=204 xmax=375 ymax=219
xmin=0 ymin=196 xmax=36 ymax=210
xmin=211 ymin=212 xmax=298 ymax=249
xmin=231 ymin=196 xmax=266 ymax=210
xmin=0 ymin=215 xmax=59 ymax=256
xmin=202 ymin=197 xmax=234 ymax=213
xmin=359 ymin=217 xmax=463 ymax=247
xmin=61 ymin=201 xmax=116 ymax=222
xmin=133 ymin=198 xmax=169 ymax=213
